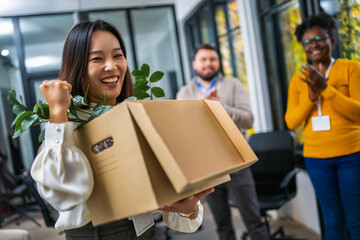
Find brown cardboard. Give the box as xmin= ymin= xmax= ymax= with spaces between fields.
xmin=74 ymin=99 xmax=258 ymax=226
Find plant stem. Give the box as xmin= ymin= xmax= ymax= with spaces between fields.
xmin=77 ymin=108 xmax=93 ymax=115
xmin=149 ymin=81 xmax=153 ymax=100
xmin=68 ymin=118 xmax=86 ymax=123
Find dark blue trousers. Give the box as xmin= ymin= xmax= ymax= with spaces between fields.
xmin=305 ymin=151 xmax=360 ymax=240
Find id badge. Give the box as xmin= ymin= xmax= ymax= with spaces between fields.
xmin=131 ymin=212 xmax=154 ymax=237
xmin=312 ymin=115 xmax=331 ymax=131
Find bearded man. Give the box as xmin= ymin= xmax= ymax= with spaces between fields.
xmin=176 ymin=43 xmax=269 ymax=240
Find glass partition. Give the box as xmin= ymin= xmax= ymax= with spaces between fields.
xmin=215 ymin=1 xmax=248 ymax=89
xmin=0 ymin=19 xmax=19 ymax=68
xmin=0 ymin=18 xmax=31 ymax=170
xmin=19 ymin=14 xmax=74 ymax=73
xmin=131 ymin=7 xmax=183 ymax=99
xmin=262 ymin=1 xmax=302 ymax=130
xmin=0 ymin=18 xmax=17 ymax=158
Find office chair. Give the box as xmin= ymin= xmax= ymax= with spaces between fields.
xmin=248 ymin=130 xmax=302 ymax=240
xmin=0 ymin=154 xmax=41 ymax=227
xmin=0 ymin=153 xmax=57 ymax=227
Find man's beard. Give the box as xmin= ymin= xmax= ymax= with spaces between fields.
xmin=196 ymin=71 xmax=218 ymax=81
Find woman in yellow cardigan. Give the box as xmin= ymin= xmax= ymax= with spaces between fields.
xmin=285 ymin=12 xmax=360 ymax=240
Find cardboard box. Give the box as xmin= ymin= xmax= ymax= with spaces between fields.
xmin=74 ymin=100 xmax=257 ymax=226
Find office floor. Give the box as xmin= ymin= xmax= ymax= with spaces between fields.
xmin=1 ymin=202 xmax=320 ymax=240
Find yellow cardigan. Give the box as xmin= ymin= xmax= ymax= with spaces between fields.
xmin=285 ymin=59 xmax=360 ymax=158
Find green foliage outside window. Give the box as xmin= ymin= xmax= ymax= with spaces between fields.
xmin=337 ymin=0 xmax=360 ymax=61
xmin=215 ymin=1 xmax=248 ymax=91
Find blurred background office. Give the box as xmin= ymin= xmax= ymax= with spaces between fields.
xmin=0 ymin=0 xmax=359 ymax=239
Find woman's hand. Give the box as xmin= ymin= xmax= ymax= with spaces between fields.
xmin=159 ymin=188 xmax=214 ymax=218
xmin=39 ymin=80 xmax=72 ymax=123
xmin=300 ymin=64 xmax=328 ymax=102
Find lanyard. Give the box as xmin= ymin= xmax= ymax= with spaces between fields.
xmin=196 ymin=76 xmax=218 ymax=95
xmin=316 ymin=58 xmax=335 ymax=116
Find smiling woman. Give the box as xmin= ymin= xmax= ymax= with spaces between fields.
xmin=29 ymin=20 xmax=213 ymax=240
xmin=85 ymin=30 xmax=127 ymax=105
xmin=285 ymin=12 xmax=360 ymax=240
xmin=58 ymin=20 xmax=134 ymax=109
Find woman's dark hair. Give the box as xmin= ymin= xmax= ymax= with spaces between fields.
xmin=59 ymin=20 xmax=134 ymax=103
xmin=294 ymin=12 xmax=336 ymax=42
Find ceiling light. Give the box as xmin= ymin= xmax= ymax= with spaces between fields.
xmin=1 ymin=49 xmax=10 ymax=56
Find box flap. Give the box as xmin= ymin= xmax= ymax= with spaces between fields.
xmin=127 ymin=101 xmax=189 ymax=193
xmin=128 ymin=100 xmax=254 ymax=193
xmin=204 ymin=100 xmax=258 ymax=161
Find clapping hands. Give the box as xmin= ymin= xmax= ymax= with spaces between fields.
xmin=205 ymin=88 xmax=220 ymax=101
xmin=300 ymin=63 xmax=328 ymax=102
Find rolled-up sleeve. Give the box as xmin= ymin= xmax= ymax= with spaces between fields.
xmin=30 ymin=122 xmax=94 ymax=212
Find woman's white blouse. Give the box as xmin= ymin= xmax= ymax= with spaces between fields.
xmin=30 ymin=122 xmax=203 ymax=232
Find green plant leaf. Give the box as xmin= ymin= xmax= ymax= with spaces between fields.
xmin=12 ymin=104 xmax=27 ymax=115
xmin=134 ymin=80 xmax=148 ymax=88
xmin=126 ymin=96 xmax=137 ymax=100
xmin=141 ymin=63 xmax=150 ymax=77
xmin=151 ymin=87 xmax=165 ymax=98
xmin=6 ymin=89 xmax=19 ymax=105
xmin=88 ymin=104 xmax=112 ymax=121
xmin=84 ymin=85 xmax=89 ymax=104
xmin=11 ymin=111 xmax=31 ymax=128
xmin=33 ymin=103 xmax=40 ymax=113
xmin=135 ymin=76 xmax=146 ymax=81
xmin=132 ymin=69 xmax=144 ymax=77
xmin=70 ymin=95 xmax=88 ymax=120
xmin=134 ymin=89 xmax=148 ymax=99
xmin=13 ymin=129 xmax=22 ymax=138
xmin=38 ymin=100 xmax=44 ymax=115
xmin=69 ymin=107 xmax=79 ymax=121
xmin=149 ymin=71 xmax=164 ymax=83
xmin=103 ymin=93 xmax=107 ymax=105
xmin=134 ymin=84 xmax=150 ymax=92
xmin=41 ymin=103 xmax=50 ymax=119
xmin=135 ymin=91 xmax=150 ymax=100
xmin=72 ymin=95 xmax=87 ymax=109
xmin=38 ymin=128 xmax=45 ymax=143
xmin=19 ymin=114 xmax=39 ymax=135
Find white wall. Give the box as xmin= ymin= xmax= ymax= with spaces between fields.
xmin=284 ymin=170 xmax=320 ymax=234
xmin=237 ymin=0 xmax=273 ymax=133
